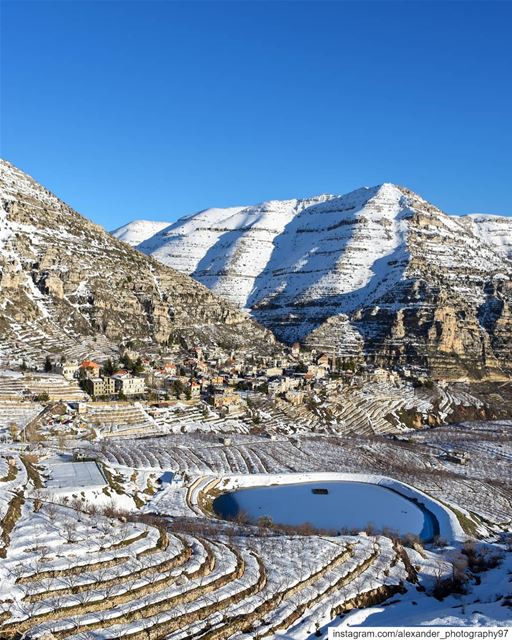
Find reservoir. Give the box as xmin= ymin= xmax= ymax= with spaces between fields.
xmin=213 ymin=481 xmax=438 ymax=541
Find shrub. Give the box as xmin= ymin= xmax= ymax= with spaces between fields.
xmin=462 ymin=541 xmax=503 ymax=572
xmin=433 ymin=535 xmax=448 ymax=548
xmin=432 ymin=556 xmax=469 ymax=600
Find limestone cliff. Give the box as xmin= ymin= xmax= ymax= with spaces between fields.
xmin=0 ymin=160 xmax=278 ymax=366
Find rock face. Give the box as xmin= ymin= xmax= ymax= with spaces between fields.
xmin=118 ymin=184 xmax=512 ymax=380
xmin=0 ymin=160 xmax=277 ymax=365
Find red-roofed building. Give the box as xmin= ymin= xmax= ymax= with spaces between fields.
xmin=79 ymin=360 xmax=101 ymax=377
xmin=187 ymin=380 xmax=201 ymax=398
xmin=162 ymin=362 xmax=177 ymax=375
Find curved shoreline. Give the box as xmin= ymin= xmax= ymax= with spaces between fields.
xmin=203 ymin=472 xmax=467 ymax=543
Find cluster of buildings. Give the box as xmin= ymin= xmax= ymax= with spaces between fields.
xmin=46 ymin=341 xmax=363 ymax=408
xmin=55 ymin=360 xmax=145 ymax=399
xmin=145 ymin=344 xmax=354 ymax=411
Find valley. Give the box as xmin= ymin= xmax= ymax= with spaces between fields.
xmin=0 ymin=160 xmax=510 ymax=637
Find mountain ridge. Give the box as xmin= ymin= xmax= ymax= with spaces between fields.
xmin=114 ymin=183 xmax=512 ymax=380
xmin=0 ymin=159 xmax=279 ymax=366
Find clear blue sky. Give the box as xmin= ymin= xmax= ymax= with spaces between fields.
xmin=1 ymin=0 xmax=511 ymax=229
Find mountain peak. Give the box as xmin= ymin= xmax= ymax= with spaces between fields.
xmin=111 ymin=219 xmax=172 ymax=246
xmin=114 ymin=182 xmax=512 ymax=379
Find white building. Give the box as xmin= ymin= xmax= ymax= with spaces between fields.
xmin=112 ymin=373 xmax=145 ymax=396
xmin=54 ymin=361 xmax=79 ymax=380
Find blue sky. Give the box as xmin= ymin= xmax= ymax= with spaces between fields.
xmin=1 ymin=0 xmax=511 ymax=229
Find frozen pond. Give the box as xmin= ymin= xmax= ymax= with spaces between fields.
xmin=213 ymin=481 xmax=438 ymax=541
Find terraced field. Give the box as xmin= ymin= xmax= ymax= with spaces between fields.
xmin=1 ymin=419 xmax=510 ymax=637
xmin=0 ymin=492 xmax=409 ymax=638
xmin=85 ymin=403 xmax=157 ymax=435
xmin=99 ymin=421 xmax=512 ymax=532
xmin=0 ymin=319 xmax=117 ymax=371
xmin=0 ymin=442 xmax=414 ymax=639
xmin=0 ymin=372 xmax=87 ymax=402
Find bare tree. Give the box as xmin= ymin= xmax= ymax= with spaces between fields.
xmin=62 ymin=519 xmax=78 ymax=544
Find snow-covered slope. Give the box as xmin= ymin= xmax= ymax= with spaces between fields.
xmin=111 ymin=219 xmax=171 ymax=246
xmin=460 ymin=214 xmax=512 ymax=259
xmin=137 ymin=198 xmax=334 ymax=308
xmin=118 ymin=184 xmax=512 ymax=379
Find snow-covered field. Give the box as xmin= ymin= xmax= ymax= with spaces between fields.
xmin=99 ymin=422 xmax=512 ymax=532
xmin=44 ymin=460 xmax=106 ymax=491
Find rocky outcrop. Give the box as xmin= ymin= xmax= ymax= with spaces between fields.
xmin=0 ymin=160 xmax=278 ymax=365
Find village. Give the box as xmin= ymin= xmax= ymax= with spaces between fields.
xmin=0 ymin=340 xmax=380 ymax=443
xmin=2 ymin=330 xmax=507 ymax=452
xmin=0 ymin=346 xmax=510 ymax=638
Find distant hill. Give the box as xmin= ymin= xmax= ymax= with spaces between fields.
xmin=111 ymin=220 xmax=171 ymax=246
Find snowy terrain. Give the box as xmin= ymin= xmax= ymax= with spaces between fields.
xmin=131 ymin=198 xmax=332 ymax=310
xmin=110 ymin=219 xmax=172 ymax=246
xmin=0 ymin=419 xmax=510 ymax=637
xmin=0 ymin=159 xmax=277 ymax=369
xmin=115 ymin=187 xmax=512 ymax=314
xmin=460 ymin=214 xmax=512 ymax=259
xmin=114 ymin=184 xmax=512 ymax=360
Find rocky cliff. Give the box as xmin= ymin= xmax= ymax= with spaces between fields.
xmin=0 ymin=160 xmax=278 ymax=366
xmin=117 ymin=185 xmax=512 ymax=380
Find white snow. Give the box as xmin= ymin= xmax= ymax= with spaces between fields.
xmin=116 ymin=183 xmax=512 ymax=345
xmin=44 ymin=461 xmax=106 ymax=491
xmin=460 ymin=213 xmax=512 ymax=259
xmin=111 ymin=219 xmax=171 ymax=246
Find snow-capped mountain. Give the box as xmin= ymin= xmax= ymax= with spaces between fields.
xmin=130 ymin=197 xmax=335 ymax=309
xmin=117 ymin=185 xmax=512 ymax=380
xmin=0 ymin=160 xmax=278 ymax=366
xmin=110 ymin=219 xmax=171 ymax=246
xmin=459 ymin=214 xmax=512 ymax=259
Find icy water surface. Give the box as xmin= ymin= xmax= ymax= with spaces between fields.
xmin=213 ymin=481 xmax=438 ymax=541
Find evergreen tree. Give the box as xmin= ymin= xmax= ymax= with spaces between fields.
xmin=102 ymin=358 xmax=115 ymax=376
xmin=132 ymin=357 xmax=144 ymax=376
xmin=120 ymin=353 xmax=133 ymax=370
xmin=44 ymin=355 xmax=52 ymax=372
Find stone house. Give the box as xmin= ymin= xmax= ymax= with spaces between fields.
xmin=307 ymin=365 xmax=327 ymax=379
xmin=79 ymin=360 xmax=101 ymax=378
xmin=54 ymin=360 xmax=79 ymax=380
xmin=84 ymin=377 xmax=116 ymax=397
xmin=265 ymin=366 xmax=283 ymax=377
xmin=187 ymin=380 xmax=201 ymax=398
xmin=112 ymin=373 xmax=145 ymax=396
xmin=285 ymin=389 xmax=305 ymax=406
xmin=316 ymin=353 xmax=331 ymax=368
xmin=207 ymin=388 xmax=241 ymax=411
